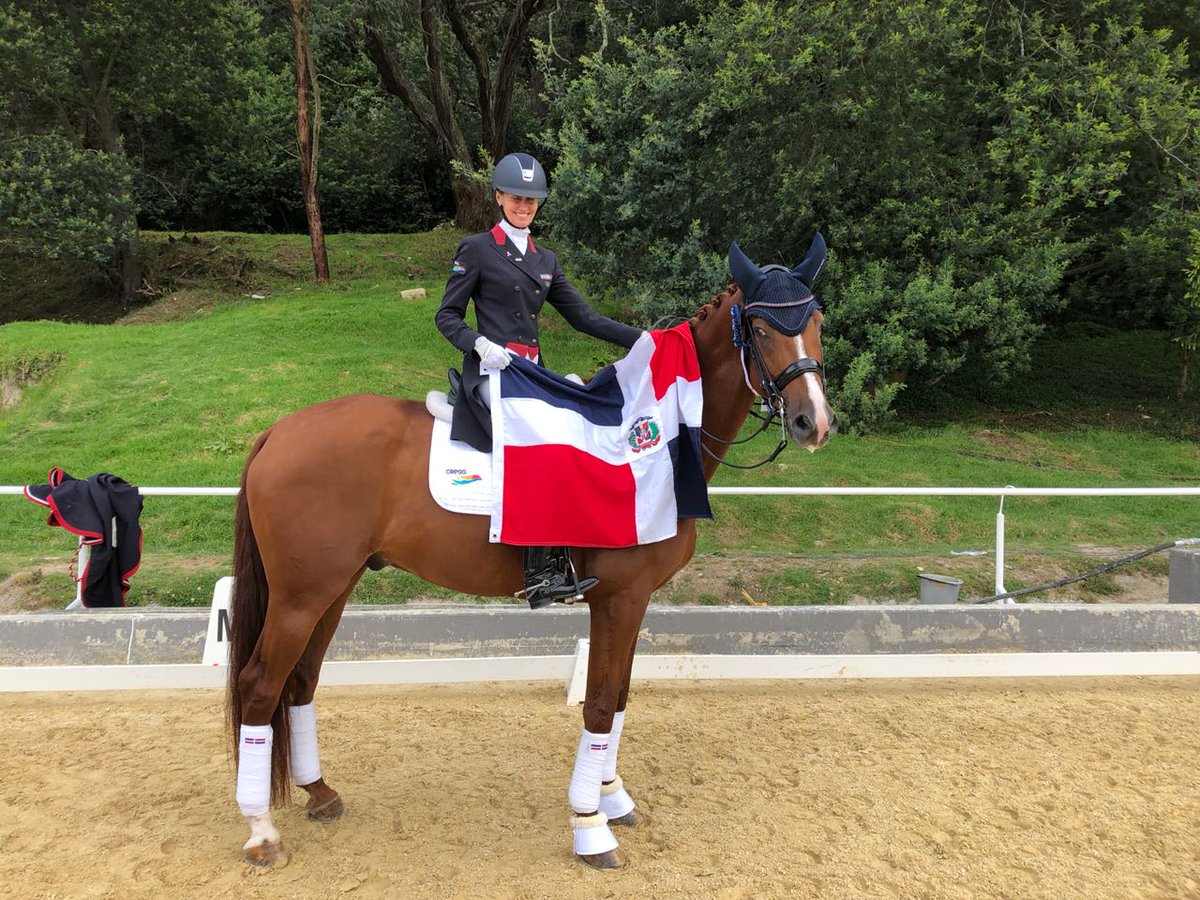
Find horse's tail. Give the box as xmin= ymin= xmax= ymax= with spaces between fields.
xmin=226 ymin=428 xmax=292 ymax=806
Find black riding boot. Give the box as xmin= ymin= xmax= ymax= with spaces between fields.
xmin=446 ymin=368 xmax=462 ymax=406
xmin=520 ymin=546 xmax=598 ymax=609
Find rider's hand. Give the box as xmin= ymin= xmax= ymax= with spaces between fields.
xmin=474 ymin=336 xmax=512 ymax=371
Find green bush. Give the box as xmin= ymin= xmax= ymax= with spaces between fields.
xmin=543 ymin=0 xmax=1199 ymax=430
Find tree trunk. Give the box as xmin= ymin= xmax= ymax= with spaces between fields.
xmin=453 ymin=173 xmax=495 ymax=232
xmin=291 ymin=0 xmax=330 ymax=283
xmin=118 ymin=230 xmax=141 ymax=302
xmin=63 ymin=0 xmax=142 ymax=305
xmin=1178 ymin=349 xmax=1191 ymax=400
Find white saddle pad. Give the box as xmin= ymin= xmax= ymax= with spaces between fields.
xmin=427 ymin=415 xmax=494 ymax=516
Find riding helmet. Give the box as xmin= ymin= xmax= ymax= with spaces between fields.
xmin=491 ymin=153 xmax=548 ymax=199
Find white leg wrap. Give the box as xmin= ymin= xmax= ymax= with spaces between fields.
xmin=571 ymin=811 xmax=619 ymax=856
xmin=236 ymin=724 xmax=273 ymax=817
xmin=602 ymin=710 xmax=625 ymax=782
xmin=242 ymin=812 xmax=281 ymax=851
xmin=599 ymin=775 xmax=636 ymax=820
xmin=287 ymin=702 xmax=322 ymax=786
xmin=568 ymin=728 xmax=610 ymax=814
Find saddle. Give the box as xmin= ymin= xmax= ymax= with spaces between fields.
xmin=426 ymin=367 xmax=595 ymax=608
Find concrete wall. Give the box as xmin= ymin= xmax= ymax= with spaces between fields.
xmin=0 ymin=603 xmax=1197 ymax=666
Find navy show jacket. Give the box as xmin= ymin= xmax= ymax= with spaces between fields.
xmin=435 ymin=223 xmax=642 ymax=451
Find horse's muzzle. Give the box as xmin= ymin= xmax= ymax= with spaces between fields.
xmin=790 ymin=407 xmax=838 ymax=451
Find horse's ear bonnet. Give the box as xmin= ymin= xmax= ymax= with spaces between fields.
xmin=728 ymin=234 xmax=826 ymax=336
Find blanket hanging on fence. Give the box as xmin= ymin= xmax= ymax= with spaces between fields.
xmin=488 ymin=324 xmax=711 ymax=548
xmin=24 ymin=467 xmax=143 ymax=608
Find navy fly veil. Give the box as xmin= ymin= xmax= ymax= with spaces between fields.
xmin=728 ymin=234 xmax=827 ymax=339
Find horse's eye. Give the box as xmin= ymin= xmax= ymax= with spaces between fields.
xmin=754 ymin=326 xmax=768 ymax=338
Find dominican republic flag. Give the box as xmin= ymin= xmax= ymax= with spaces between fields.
xmin=488 ymin=324 xmax=712 ymax=547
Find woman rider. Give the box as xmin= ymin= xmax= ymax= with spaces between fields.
xmin=435 ymin=152 xmax=644 ymax=609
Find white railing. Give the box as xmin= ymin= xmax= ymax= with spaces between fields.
xmin=5 ymin=484 xmax=1200 ymax=598
xmin=707 ymin=486 xmax=1200 ymax=595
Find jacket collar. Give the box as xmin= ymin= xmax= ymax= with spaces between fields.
xmin=490 ymin=222 xmax=537 ymax=253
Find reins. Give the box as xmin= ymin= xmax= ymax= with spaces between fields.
xmin=700 ymin=412 xmax=790 ymax=470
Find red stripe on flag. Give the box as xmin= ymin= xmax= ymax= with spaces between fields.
xmin=501 ymin=444 xmax=638 ymax=547
xmin=649 ymin=324 xmax=701 ymax=401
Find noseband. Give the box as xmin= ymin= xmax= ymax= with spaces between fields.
xmin=732 ymin=299 xmax=825 ymax=412
xmin=700 ymin=296 xmax=824 ymax=470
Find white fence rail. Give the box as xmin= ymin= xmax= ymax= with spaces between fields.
xmin=5 ymin=483 xmax=1200 ymax=598
xmin=709 ymin=486 xmax=1200 ymax=595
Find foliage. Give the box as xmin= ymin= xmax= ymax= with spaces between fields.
xmin=542 ymin=0 xmax=1200 ymax=429
xmin=0 ymin=0 xmax=263 ymax=301
xmin=1170 ymin=228 xmax=1200 ymax=396
xmin=826 ymin=351 xmax=901 ymax=435
xmin=166 ymin=1 xmax=447 ymax=235
xmin=0 ymin=134 xmax=135 ymax=266
xmin=0 ymin=0 xmax=453 ymax=311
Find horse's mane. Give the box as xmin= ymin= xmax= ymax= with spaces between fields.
xmin=688 ymin=284 xmax=742 ymax=329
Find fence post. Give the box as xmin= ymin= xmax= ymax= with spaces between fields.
xmin=65 ymin=539 xmax=88 ymax=611
xmin=994 ymin=492 xmax=1008 ymax=596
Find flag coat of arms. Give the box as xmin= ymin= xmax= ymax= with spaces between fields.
xmin=488 ymin=324 xmax=712 ymax=547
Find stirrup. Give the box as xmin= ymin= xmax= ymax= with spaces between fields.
xmin=517 ymin=574 xmax=599 ymax=609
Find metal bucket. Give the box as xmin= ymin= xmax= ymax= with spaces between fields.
xmin=918 ymin=574 xmax=962 ymax=604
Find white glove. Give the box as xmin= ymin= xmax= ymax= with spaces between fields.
xmin=474 ymin=336 xmax=512 ymax=371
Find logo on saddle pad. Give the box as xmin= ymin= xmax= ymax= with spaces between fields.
xmin=627 ymin=415 xmax=662 ymax=454
xmin=445 ymin=468 xmax=483 ymax=485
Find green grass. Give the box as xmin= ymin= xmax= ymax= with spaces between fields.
xmin=3 ymin=230 xmax=1199 ymax=609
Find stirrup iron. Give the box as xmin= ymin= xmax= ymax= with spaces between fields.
xmin=517 ymin=547 xmax=598 ymax=609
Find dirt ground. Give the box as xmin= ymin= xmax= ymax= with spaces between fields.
xmin=0 ymin=678 xmax=1196 ymax=899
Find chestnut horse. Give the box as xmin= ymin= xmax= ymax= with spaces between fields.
xmin=226 ymin=237 xmax=836 ymax=869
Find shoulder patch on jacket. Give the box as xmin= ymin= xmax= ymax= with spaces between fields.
xmin=451 ymin=258 xmax=467 ymax=275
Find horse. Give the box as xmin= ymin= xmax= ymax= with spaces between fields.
xmin=225 ymin=236 xmax=837 ymax=869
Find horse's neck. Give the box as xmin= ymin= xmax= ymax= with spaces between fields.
xmin=692 ymin=290 xmax=756 ymax=482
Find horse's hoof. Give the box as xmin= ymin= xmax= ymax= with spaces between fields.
xmin=307 ymin=795 xmax=344 ymax=824
xmin=243 ymin=840 xmax=287 ymax=868
xmin=607 ymin=810 xmax=638 ymax=827
xmin=578 ymin=848 xmax=626 ymax=869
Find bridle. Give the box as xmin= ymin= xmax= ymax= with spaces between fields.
xmin=700 ymin=294 xmax=825 ymax=470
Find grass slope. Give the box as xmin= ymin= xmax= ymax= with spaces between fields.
xmin=2 ymin=231 xmax=1198 ymax=609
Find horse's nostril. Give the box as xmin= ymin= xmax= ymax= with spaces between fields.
xmin=794 ymin=414 xmax=813 ymax=433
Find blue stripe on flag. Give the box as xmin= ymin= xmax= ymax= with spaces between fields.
xmin=500 ymin=357 xmax=626 ymax=427
xmin=668 ymin=428 xmax=713 ymax=520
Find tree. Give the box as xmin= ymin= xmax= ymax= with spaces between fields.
xmin=356 ymin=0 xmax=545 ymax=230
xmin=0 ymin=0 xmax=255 ymax=303
xmin=543 ymin=0 xmax=1200 ymax=429
xmin=289 ymin=0 xmax=331 ymax=281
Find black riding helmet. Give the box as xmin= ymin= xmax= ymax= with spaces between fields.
xmin=491 ymin=153 xmax=549 ymax=199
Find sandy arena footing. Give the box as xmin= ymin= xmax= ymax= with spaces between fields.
xmin=0 ymin=677 xmax=1196 ymax=899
